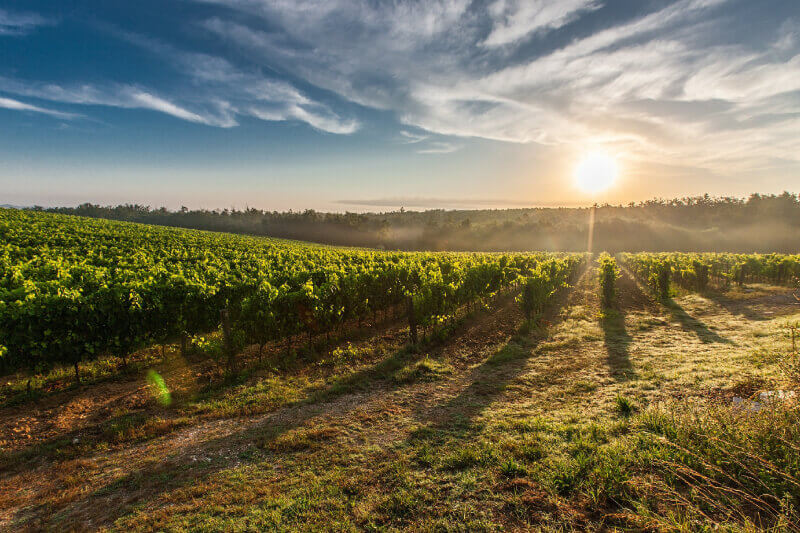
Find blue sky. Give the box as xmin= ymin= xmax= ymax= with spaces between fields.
xmin=1 ymin=0 xmax=798 ymax=211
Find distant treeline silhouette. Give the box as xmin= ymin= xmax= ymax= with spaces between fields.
xmin=40 ymin=192 xmax=800 ymax=252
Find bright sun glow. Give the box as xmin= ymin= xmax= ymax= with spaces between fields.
xmin=574 ymin=151 xmax=619 ymax=193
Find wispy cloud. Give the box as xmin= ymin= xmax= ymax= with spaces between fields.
xmin=416 ymin=141 xmax=461 ymax=154
xmin=4 ymin=0 xmax=798 ymax=179
xmin=0 ymin=96 xmax=78 ymax=119
xmin=399 ymin=129 xmax=461 ymax=153
xmin=0 ymin=8 xmax=53 ymax=36
xmin=0 ymin=25 xmax=360 ymax=133
xmin=399 ymin=130 xmax=429 ymax=144
xmin=482 ymin=0 xmax=600 ymax=47
xmin=0 ymin=79 xmax=235 ymax=127
xmin=193 ymin=0 xmax=800 ymax=174
xmin=96 ymin=27 xmax=359 ymax=133
xmin=128 ymin=90 xmax=226 ymax=126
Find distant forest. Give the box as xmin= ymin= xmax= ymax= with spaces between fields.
xmin=40 ymin=192 xmax=800 ymax=253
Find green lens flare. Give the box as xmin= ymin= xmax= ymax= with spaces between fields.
xmin=146 ymin=370 xmax=172 ymax=406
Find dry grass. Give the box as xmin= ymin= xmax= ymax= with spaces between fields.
xmin=1 ymin=265 xmax=799 ymax=531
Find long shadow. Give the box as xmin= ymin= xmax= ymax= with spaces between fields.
xmin=385 ymin=267 xmax=591 ymax=489
xmin=0 ymin=345 xmax=422 ymax=473
xmin=10 ymin=348 xmax=418 ymax=528
xmin=604 ymin=263 xmax=653 ymax=380
xmin=616 ymin=263 xmax=732 ymax=346
xmin=408 ymin=265 xmax=589 ymax=433
xmin=664 ymin=298 xmax=733 ymax=344
xmin=0 ymin=316 xmax=418 ymax=469
xmin=703 ymin=290 xmax=787 ymax=322
xmin=601 ymin=310 xmax=634 ymax=381
xmin=11 ymin=293 xmax=526 ymax=528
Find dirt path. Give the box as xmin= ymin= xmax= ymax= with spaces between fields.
xmin=0 ymin=312 xmax=414 ymax=453
xmin=2 ymin=263 xmax=799 ymax=531
xmin=0 ymin=285 xmax=538 ymax=529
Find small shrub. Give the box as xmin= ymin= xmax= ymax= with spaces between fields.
xmin=516 ymin=441 xmax=546 ymax=462
xmin=549 ymin=460 xmax=579 ymax=495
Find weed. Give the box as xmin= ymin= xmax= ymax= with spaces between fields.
xmin=614 ymin=395 xmax=637 ymax=416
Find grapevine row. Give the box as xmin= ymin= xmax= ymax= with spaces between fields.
xmin=0 ymin=209 xmax=584 ymax=378
xmin=620 ymin=252 xmax=800 ymax=297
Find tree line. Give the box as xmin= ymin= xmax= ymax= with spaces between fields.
xmin=37 ymin=192 xmax=800 ymax=252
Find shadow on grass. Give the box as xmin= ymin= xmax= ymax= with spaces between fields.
xmin=385 ymin=267 xmax=591 ymax=494
xmin=12 ymin=350 xmax=417 ymax=528
xmin=600 ymin=310 xmax=634 ymax=381
xmin=409 ymin=266 xmax=588 ymax=433
xmin=704 ymin=291 xmax=780 ymax=322
xmin=664 ymin=299 xmax=733 ymax=344
xmin=0 ymin=318 xmax=416 ymax=470
xmin=10 ymin=296 xmax=521 ymax=529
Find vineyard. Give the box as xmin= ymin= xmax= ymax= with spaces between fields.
xmin=621 ymin=252 xmax=800 ymax=298
xmin=0 ymin=209 xmax=583 ymax=382
xmin=1 ymin=209 xmax=799 ymax=531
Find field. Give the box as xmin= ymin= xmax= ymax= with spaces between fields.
xmin=1 ymin=210 xmax=800 ymax=531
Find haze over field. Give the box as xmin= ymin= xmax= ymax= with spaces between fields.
xmin=4 ymin=4 xmax=800 ymax=530
xmin=1 ymin=0 xmax=799 ymax=210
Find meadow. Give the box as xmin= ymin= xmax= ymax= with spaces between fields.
xmin=1 ymin=209 xmax=799 ymax=531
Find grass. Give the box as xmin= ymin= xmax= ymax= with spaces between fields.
xmin=1 ymin=268 xmax=799 ymax=531
xmin=392 ymin=356 xmax=453 ymax=384
xmin=0 ymin=348 xmax=167 ymax=407
xmin=614 ymin=394 xmax=637 ymax=416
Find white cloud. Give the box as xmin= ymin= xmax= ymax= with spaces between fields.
xmin=0 ymin=8 xmax=52 ymax=36
xmin=483 ymin=0 xmax=600 ymax=47
xmin=195 ymin=0 xmax=800 ymax=174
xmin=249 ymin=103 xmax=359 ymax=134
xmin=399 ymin=130 xmax=429 ymax=144
xmin=100 ymin=28 xmax=360 ymax=133
xmin=0 ymin=79 xmax=236 ymax=127
xmin=417 ymin=141 xmax=461 ymax=154
xmin=0 ymin=96 xmax=78 ymax=119
xmin=0 ymin=21 xmax=360 ymax=133
xmin=5 ymin=0 xmax=798 ymax=176
xmin=127 ymin=90 xmax=230 ymax=126
xmin=0 ymin=66 xmax=358 ymax=133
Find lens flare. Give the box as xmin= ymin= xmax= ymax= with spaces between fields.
xmin=147 ymin=370 xmax=172 ymax=406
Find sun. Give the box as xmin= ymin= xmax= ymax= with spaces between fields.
xmin=574 ymin=151 xmax=619 ymax=193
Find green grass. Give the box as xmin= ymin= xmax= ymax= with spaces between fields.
xmin=392 ymin=356 xmax=453 ymax=384
xmin=2 ymin=268 xmax=800 ymax=531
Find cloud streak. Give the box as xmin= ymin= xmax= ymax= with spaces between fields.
xmin=416 ymin=141 xmax=461 ymax=154
xmin=0 ymin=8 xmax=53 ymax=36
xmin=0 ymin=96 xmax=78 ymax=119
xmin=0 ymin=79 xmax=235 ymax=127
xmin=0 ymin=25 xmax=359 ymax=133
xmin=103 ymin=29 xmax=359 ymax=133
xmin=195 ymin=0 xmax=800 ymax=174
xmin=483 ymin=0 xmax=600 ymax=47
xmin=3 ymin=0 xmax=799 ymax=181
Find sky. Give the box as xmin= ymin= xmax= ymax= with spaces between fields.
xmin=1 ymin=0 xmax=798 ymax=211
